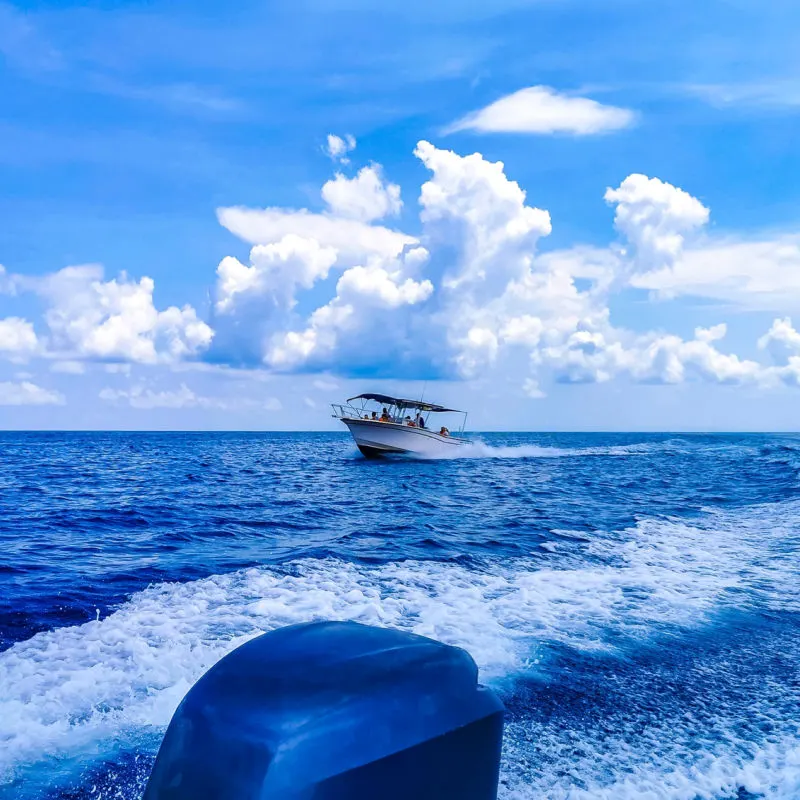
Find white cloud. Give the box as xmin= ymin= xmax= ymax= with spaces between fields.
xmin=215 ymin=234 xmax=337 ymax=314
xmin=105 ymin=363 xmax=132 ymax=375
xmin=50 ymin=360 xmax=86 ymax=374
xmin=501 ymin=315 xmax=545 ymax=348
xmin=0 ymin=381 xmax=64 ymax=406
xmin=629 ymin=328 xmax=764 ymax=386
xmin=0 ymin=265 xmax=20 ymax=295
xmin=324 ymin=133 xmax=356 ymax=162
xmin=632 ymin=235 xmax=800 ymax=309
xmin=522 ymin=377 xmax=546 ymax=399
xmin=412 ymin=140 xmax=570 ymax=378
xmin=759 ymin=317 xmax=800 ymax=361
xmin=598 ymin=177 xmax=800 ymax=311
xmin=99 ymin=383 xmax=283 ymax=411
xmin=321 ymin=166 xmax=402 ymax=222
xmin=99 ymin=384 xmax=201 ymax=409
xmin=312 ymin=377 xmax=339 ymax=391
xmin=0 ymin=137 xmax=784 ymax=404
xmin=540 ymin=325 xmax=765 ymax=387
xmin=336 ymin=264 xmax=433 ymax=308
xmin=267 ymin=255 xmax=433 ymax=371
xmin=217 ymin=206 xmax=415 ymax=263
xmin=686 ymin=81 xmax=800 ymax=109
xmin=39 ymin=265 xmax=213 ymax=364
xmin=246 ymin=141 xmax=767 ymax=392
xmin=605 ymin=174 xmax=709 ymax=273
xmin=0 ymin=317 xmax=38 ymax=358
xmin=215 ymin=158 xmax=426 ymax=370
xmin=445 ymin=86 xmax=636 ymax=136
xmin=415 ymin=140 xmax=551 ymax=292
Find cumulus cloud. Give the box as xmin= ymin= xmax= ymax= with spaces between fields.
xmin=605 ymin=174 xmax=709 ymax=273
xmin=415 ymin=140 xmax=551 ymax=291
xmin=445 ymin=86 xmax=636 ymax=136
xmin=212 ymin=138 xmax=800 ymax=396
xmin=605 ymin=179 xmax=800 ymax=310
xmin=214 ymin=158 xmax=425 ymax=370
xmin=216 ymin=235 xmax=337 ymax=314
xmin=545 ymin=326 xmax=764 ymax=387
xmin=267 ymin=252 xmax=434 ymax=371
xmin=0 ymin=381 xmax=64 ymax=406
xmin=6 ymin=137 xmax=800 ymax=402
xmin=0 ymin=265 xmax=20 ymax=295
xmin=324 ymin=133 xmax=356 ymax=162
xmin=39 ymin=265 xmax=213 ymax=363
xmin=0 ymin=317 xmax=38 ymax=358
xmin=321 ymin=166 xmax=402 ymax=222
xmin=758 ymin=317 xmax=800 ymax=361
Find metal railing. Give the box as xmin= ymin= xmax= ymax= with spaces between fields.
xmin=332 ymin=401 xmax=467 ymax=435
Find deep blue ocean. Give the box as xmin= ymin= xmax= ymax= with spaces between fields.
xmin=1 ymin=431 xmax=799 ymax=799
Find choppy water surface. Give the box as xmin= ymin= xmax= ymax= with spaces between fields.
xmin=1 ymin=432 xmax=799 ymax=799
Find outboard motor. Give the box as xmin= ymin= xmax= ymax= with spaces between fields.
xmin=144 ymin=621 xmax=504 ymax=799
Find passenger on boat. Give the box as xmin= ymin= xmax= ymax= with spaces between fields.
xmin=363 ymin=414 xmax=369 ymax=420
xmin=405 ymin=416 xmax=416 ymax=427
xmin=439 ymin=426 xmax=449 ymax=437
xmin=415 ymin=413 xmax=425 ymax=429
xmin=380 ymin=408 xmax=390 ymax=422
xmin=371 ymin=411 xmax=378 ymax=421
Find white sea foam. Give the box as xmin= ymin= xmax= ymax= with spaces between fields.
xmin=500 ymin=734 xmax=800 ymax=799
xmin=1 ymin=500 xmax=798 ymax=794
xmin=426 ymin=439 xmax=679 ymax=460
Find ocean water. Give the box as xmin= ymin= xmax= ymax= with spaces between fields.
xmin=1 ymin=431 xmax=799 ymax=799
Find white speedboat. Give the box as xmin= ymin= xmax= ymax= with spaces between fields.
xmin=332 ymin=393 xmax=467 ymax=458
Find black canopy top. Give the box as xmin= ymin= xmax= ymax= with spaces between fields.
xmin=347 ymin=393 xmax=462 ymax=413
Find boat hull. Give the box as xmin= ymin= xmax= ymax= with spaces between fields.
xmin=342 ymin=419 xmax=464 ymax=458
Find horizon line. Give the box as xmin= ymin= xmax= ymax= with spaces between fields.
xmin=1 ymin=429 xmax=798 ymax=435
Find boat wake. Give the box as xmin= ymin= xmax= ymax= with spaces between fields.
xmin=2 ymin=499 xmax=799 ymax=798
xmin=422 ymin=440 xmax=665 ymax=460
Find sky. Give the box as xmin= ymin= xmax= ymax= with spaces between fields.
xmin=2 ymin=0 xmax=800 ymax=431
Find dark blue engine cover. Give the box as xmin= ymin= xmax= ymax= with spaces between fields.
xmin=144 ymin=621 xmax=504 ymax=800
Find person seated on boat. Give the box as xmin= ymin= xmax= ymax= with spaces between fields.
xmin=380 ymin=408 xmax=391 ymax=422
xmin=371 ymin=411 xmax=378 ymax=421
xmin=363 ymin=414 xmax=370 ymax=420
xmin=439 ymin=426 xmax=449 ymax=437
xmin=405 ymin=416 xmax=416 ymax=427
xmin=415 ymin=413 xmax=425 ymax=429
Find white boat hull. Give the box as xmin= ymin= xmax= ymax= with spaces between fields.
xmin=341 ymin=419 xmax=464 ymax=457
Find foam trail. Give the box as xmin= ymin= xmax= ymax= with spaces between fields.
xmin=500 ymin=736 xmax=800 ymax=799
xmin=426 ymin=439 xmax=675 ymax=460
xmin=1 ymin=500 xmax=798 ymax=793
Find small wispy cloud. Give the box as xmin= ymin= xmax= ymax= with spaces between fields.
xmin=87 ymin=76 xmax=246 ymax=117
xmin=685 ymin=80 xmax=800 ymax=109
xmin=324 ymin=133 xmax=356 ymax=163
xmin=444 ymin=86 xmax=636 ymax=136
xmin=99 ymin=383 xmax=282 ymax=411
xmin=0 ymin=3 xmax=63 ymax=73
xmin=0 ymin=6 xmax=243 ymax=119
xmin=51 ymin=360 xmax=86 ymax=375
xmin=313 ymin=377 xmax=339 ymax=391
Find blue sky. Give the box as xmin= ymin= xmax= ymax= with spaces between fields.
xmin=2 ymin=0 xmax=800 ymax=430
